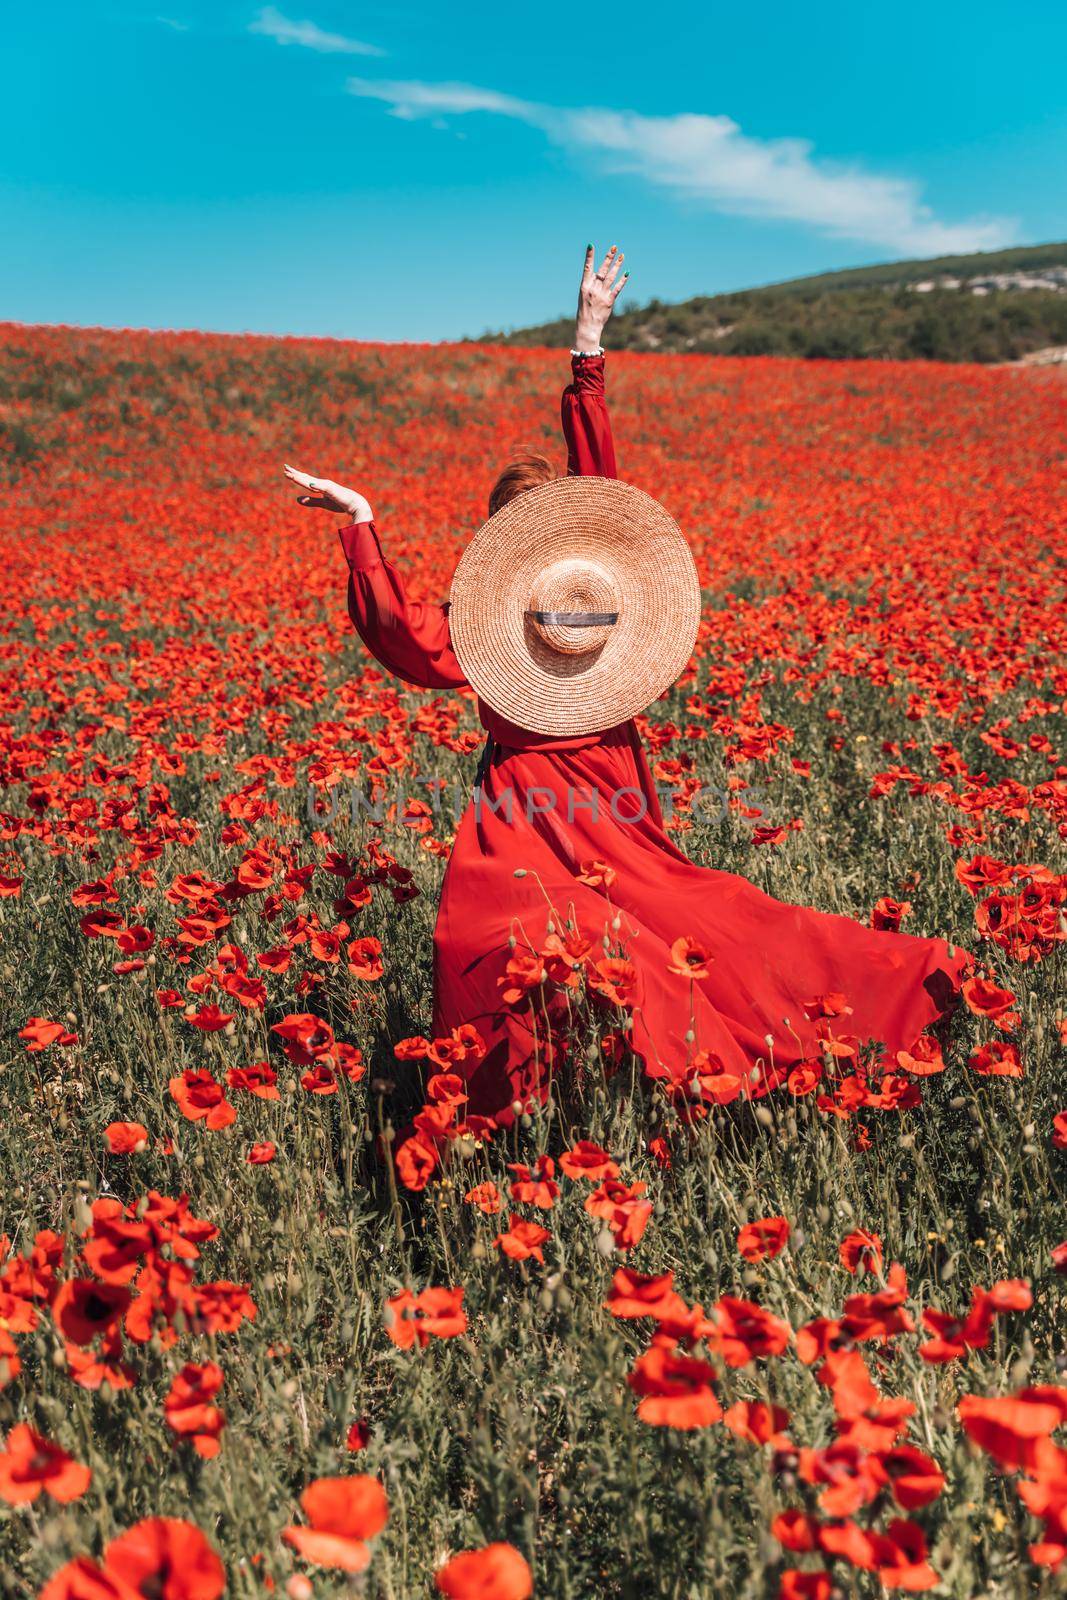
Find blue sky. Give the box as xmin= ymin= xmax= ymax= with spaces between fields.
xmin=4 ymin=3 xmax=1066 ymax=341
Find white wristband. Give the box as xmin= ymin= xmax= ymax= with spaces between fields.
xmin=571 ymin=345 xmax=605 ymax=359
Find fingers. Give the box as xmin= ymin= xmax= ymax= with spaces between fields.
xmin=604 ymin=249 xmax=625 ymax=289
xmin=611 ymin=271 xmax=630 ymax=301
xmin=581 ymin=243 xmax=596 ymax=285
xmin=284 ymin=464 xmax=316 ymax=490
xmin=297 ymin=495 xmax=339 ymax=512
xmin=597 ymin=245 xmax=619 ymax=281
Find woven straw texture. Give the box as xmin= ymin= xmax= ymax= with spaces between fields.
xmin=449 ymin=475 xmax=701 ymax=736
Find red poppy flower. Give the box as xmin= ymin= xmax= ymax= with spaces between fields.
xmin=839 ymin=1262 xmax=914 ymax=1343
xmin=168 ymin=1069 xmax=236 ymax=1129
xmin=226 ymin=1061 xmax=280 ymax=1100
xmin=968 ymin=1040 xmax=1024 ymax=1077
xmin=576 ymin=859 xmax=616 ymax=889
xmin=247 ymin=1141 xmax=276 ymax=1164
xmin=723 ymin=1400 xmax=791 ymax=1449
xmin=667 ymin=936 xmax=713 ymax=979
xmin=38 ymin=1556 xmax=131 ymax=1600
xmin=434 ymin=1542 xmax=533 ymax=1599
xmin=271 ymin=1012 xmax=336 ymax=1065
xmin=584 ymin=1178 xmax=653 ymax=1250
xmin=52 ymin=1280 xmax=131 ymax=1347
xmin=957 ymin=1391 xmax=1064 ymax=1472
xmin=104 ymin=1122 xmax=148 ymax=1154
xmin=628 ymin=1344 xmax=722 ymax=1429
xmin=393 ymin=1035 xmax=430 ymax=1060
xmin=507 ymin=1156 xmax=559 ymax=1208
xmin=300 ymin=1062 xmax=338 ymax=1095
xmin=346 ymin=1418 xmax=371 ymax=1452
xmin=737 ymin=1216 xmax=790 ymax=1262
xmin=184 ymin=1005 xmax=233 ymax=1032
xmin=787 ymin=1060 xmax=823 ymax=1096
xmin=0 ymin=1330 xmax=20 ymax=1391
xmin=104 ymin=1517 xmax=226 ymax=1600
xmin=346 ymin=936 xmax=384 ymax=979
xmin=771 ymin=1510 xmax=820 ymax=1552
xmin=881 ymin=1443 xmax=946 ymax=1509
xmin=778 ymin=1572 xmax=832 ymax=1600
xmin=394 ymin=1135 xmax=439 ymax=1192
xmin=603 ymin=1268 xmax=685 ymax=1322
xmin=557 ymin=1140 xmax=619 ymax=1181
xmin=962 ymin=974 xmax=1020 ymax=1027
xmin=282 ymin=1475 xmax=388 ymax=1573
xmin=895 ymin=1034 xmax=945 ymax=1075
xmin=163 ymin=1362 xmax=226 ymax=1458
xmin=64 ymin=1330 xmax=137 ymax=1393
xmin=588 ymin=956 xmax=638 ymax=1008
xmin=494 ymin=1216 xmax=550 ymax=1264
xmin=839 ymin=1229 xmax=883 ymax=1276
xmin=871 ymin=896 xmax=910 ymax=931
xmin=464 ymin=1182 xmax=501 ymax=1215
xmin=871 ymin=1517 xmax=939 ymax=1590
xmin=19 ymin=1017 xmax=78 ymax=1052
xmin=708 ymin=1296 xmax=791 ymax=1366
xmin=385 ymin=1286 xmax=467 ymax=1349
xmin=191 ymin=1280 xmax=257 ymax=1335
xmin=497 ymin=951 xmax=546 ymax=1006
xmin=0 ymin=1424 xmax=90 ymax=1504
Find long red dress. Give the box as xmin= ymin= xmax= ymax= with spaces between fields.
xmin=339 ymin=356 xmax=967 ymax=1120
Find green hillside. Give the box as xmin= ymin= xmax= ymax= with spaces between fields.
xmin=479 ymin=241 xmax=1067 ymax=363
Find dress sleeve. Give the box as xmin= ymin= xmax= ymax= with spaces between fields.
xmin=561 ymin=354 xmax=618 ymax=479
xmin=339 ymin=522 xmax=469 ymax=691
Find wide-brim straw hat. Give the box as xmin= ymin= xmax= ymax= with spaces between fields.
xmin=449 ymin=475 xmax=701 ymax=737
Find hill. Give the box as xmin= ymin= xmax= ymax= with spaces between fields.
xmin=479 ymin=240 xmax=1067 ymax=363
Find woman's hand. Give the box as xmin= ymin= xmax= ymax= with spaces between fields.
xmin=283 ymin=463 xmax=373 ymax=522
xmin=575 ymin=243 xmax=628 ymax=351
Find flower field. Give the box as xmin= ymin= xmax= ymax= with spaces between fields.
xmin=0 ymin=321 xmax=1065 ymax=1599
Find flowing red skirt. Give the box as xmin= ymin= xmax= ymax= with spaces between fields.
xmin=430 ymin=716 xmax=967 ymax=1122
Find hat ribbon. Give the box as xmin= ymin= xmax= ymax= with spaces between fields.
xmin=525 ymin=610 xmax=619 ymax=626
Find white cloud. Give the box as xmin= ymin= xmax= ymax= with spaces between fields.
xmin=251 ymin=7 xmax=383 ymax=57
xmin=348 ymin=78 xmax=536 ymax=120
xmin=346 ymin=77 xmax=1015 ymax=256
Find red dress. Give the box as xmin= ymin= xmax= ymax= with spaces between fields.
xmin=340 ymin=357 xmax=967 ymax=1120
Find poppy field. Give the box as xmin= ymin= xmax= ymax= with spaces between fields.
xmin=0 ymin=321 xmax=1065 ymax=1599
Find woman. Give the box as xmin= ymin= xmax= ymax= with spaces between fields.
xmin=285 ymin=245 xmax=967 ymax=1122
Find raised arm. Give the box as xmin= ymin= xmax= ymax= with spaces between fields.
xmin=282 ymin=466 xmax=467 ymax=692
xmin=339 ymin=521 xmax=467 ymax=692
xmin=562 ymin=244 xmax=627 ymax=480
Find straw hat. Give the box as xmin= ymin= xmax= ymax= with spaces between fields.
xmin=449 ymin=475 xmax=701 ymax=737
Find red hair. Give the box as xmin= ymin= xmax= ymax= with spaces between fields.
xmin=488 ymin=452 xmax=558 ymax=517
